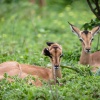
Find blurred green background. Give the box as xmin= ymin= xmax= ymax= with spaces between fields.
xmin=0 ymin=0 xmax=97 ymax=65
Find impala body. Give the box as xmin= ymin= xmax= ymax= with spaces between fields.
xmin=69 ymin=23 xmax=100 ymax=72
xmin=0 ymin=42 xmax=63 ymax=86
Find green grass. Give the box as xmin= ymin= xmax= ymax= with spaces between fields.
xmin=0 ymin=1 xmax=100 ymax=100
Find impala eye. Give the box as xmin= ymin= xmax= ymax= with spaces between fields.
xmin=60 ymin=54 xmax=63 ymax=58
xmin=91 ymin=38 xmax=94 ymax=41
xmin=79 ymin=38 xmax=83 ymax=42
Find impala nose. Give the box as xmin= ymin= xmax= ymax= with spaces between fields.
xmin=54 ymin=65 xmax=59 ymax=69
xmin=86 ymin=48 xmax=90 ymax=53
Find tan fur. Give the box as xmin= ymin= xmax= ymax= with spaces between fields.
xmin=0 ymin=61 xmax=21 ymax=78
xmin=0 ymin=43 xmax=63 ymax=86
xmin=47 ymin=43 xmax=62 ymax=84
xmin=69 ymin=23 xmax=100 ymax=72
xmin=80 ymin=45 xmax=100 ymax=72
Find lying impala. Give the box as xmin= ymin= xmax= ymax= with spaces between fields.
xmin=69 ymin=23 xmax=100 ymax=72
xmin=0 ymin=42 xmax=63 ymax=86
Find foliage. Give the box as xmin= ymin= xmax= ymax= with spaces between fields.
xmin=82 ymin=18 xmax=100 ymax=30
xmin=0 ymin=0 xmax=100 ymax=100
xmin=82 ymin=0 xmax=100 ymax=30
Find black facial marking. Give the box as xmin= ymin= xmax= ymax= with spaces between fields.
xmin=53 ymin=46 xmax=58 ymax=49
xmin=83 ymin=30 xmax=89 ymax=35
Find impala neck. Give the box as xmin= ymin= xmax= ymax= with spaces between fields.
xmin=80 ymin=46 xmax=90 ymax=65
xmin=51 ymin=67 xmax=62 ymax=84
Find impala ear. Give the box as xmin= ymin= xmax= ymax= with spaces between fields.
xmin=91 ymin=26 xmax=100 ymax=36
xmin=68 ymin=22 xmax=81 ymax=37
xmin=42 ymin=48 xmax=51 ymax=57
xmin=46 ymin=42 xmax=54 ymax=46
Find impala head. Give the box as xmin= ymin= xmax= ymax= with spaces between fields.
xmin=43 ymin=42 xmax=63 ymax=69
xmin=69 ymin=22 xmax=100 ymax=53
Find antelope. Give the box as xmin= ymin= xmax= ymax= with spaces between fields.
xmin=0 ymin=42 xmax=63 ymax=86
xmin=69 ymin=22 xmax=100 ymax=72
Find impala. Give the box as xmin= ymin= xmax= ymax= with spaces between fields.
xmin=0 ymin=42 xmax=63 ymax=86
xmin=69 ymin=22 xmax=100 ymax=72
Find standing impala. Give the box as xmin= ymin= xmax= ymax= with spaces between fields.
xmin=69 ymin=23 xmax=100 ymax=72
xmin=0 ymin=42 xmax=63 ymax=86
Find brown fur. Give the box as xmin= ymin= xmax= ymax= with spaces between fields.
xmin=0 ymin=43 xmax=63 ymax=86
xmin=69 ymin=23 xmax=100 ymax=72
xmin=46 ymin=43 xmax=62 ymax=84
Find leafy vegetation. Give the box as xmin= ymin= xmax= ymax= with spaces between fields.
xmin=0 ymin=0 xmax=100 ymax=100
